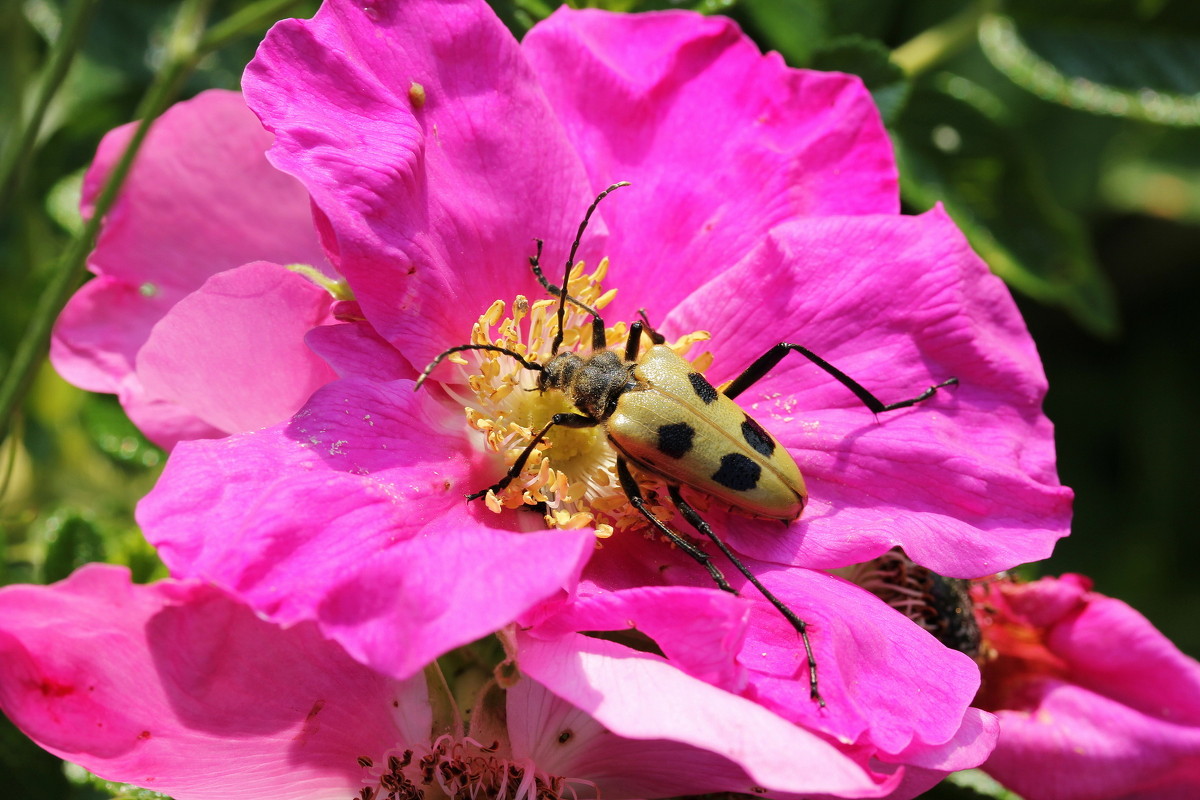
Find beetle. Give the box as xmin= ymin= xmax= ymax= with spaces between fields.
xmin=415 ymin=182 xmax=956 ymax=706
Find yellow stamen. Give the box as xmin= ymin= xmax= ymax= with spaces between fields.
xmin=449 ymin=260 xmax=711 ymax=541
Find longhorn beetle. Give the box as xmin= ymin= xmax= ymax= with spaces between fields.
xmin=415 ymin=182 xmax=957 ymax=706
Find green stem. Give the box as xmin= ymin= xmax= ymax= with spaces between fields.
xmin=0 ymin=0 xmax=305 ymax=441
xmin=892 ymin=0 xmax=995 ymax=78
xmin=0 ymin=0 xmax=101 ymax=212
xmin=0 ymin=3 xmax=201 ymax=441
xmin=514 ymin=0 xmax=557 ymax=22
xmin=201 ymin=0 xmax=306 ymax=53
xmin=424 ymin=659 xmax=466 ymax=740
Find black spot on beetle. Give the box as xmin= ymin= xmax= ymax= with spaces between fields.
xmin=657 ymin=422 xmax=695 ymax=458
xmin=741 ymin=414 xmax=776 ymax=456
xmin=687 ymin=372 xmax=718 ymax=404
xmin=712 ymin=452 xmax=761 ymax=492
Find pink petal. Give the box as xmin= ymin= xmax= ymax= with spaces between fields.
xmin=51 ymin=278 xmax=226 ymax=444
xmin=666 ymin=208 xmax=1071 ymax=575
xmin=137 ymin=262 xmax=337 ymax=437
xmin=123 ymin=394 xmax=227 ymax=446
xmin=523 ymin=8 xmax=898 ymax=320
xmin=515 ymin=632 xmax=901 ymax=798
xmin=52 ymin=277 xmax=164 ymax=394
xmin=524 ymin=585 xmax=751 ymax=689
xmin=80 ymin=90 xmax=325 ymax=289
xmin=137 ymin=377 xmax=595 ymax=679
xmin=885 ymin=708 xmax=998 ymax=771
xmin=305 ymin=318 xmax=416 ymax=382
xmin=243 ymin=0 xmax=600 ymax=370
xmin=544 ymin=526 xmax=985 ymax=763
xmin=979 ymin=576 xmax=1200 ymax=799
xmin=733 ymin=564 xmax=984 ymax=758
xmin=986 ymin=680 xmax=1200 ymax=800
xmin=1012 ymin=576 xmax=1200 ymax=723
xmin=51 ymin=89 xmax=328 ymax=446
xmin=0 ymin=564 xmax=429 ymax=800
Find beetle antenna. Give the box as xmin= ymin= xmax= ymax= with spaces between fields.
xmin=551 ymin=181 xmax=631 ymax=356
xmin=529 ymin=239 xmax=601 ymax=319
xmin=414 ymin=345 xmax=543 ymax=391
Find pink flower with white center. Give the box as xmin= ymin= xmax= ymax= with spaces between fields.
xmin=111 ymin=0 xmax=1070 ymax=787
xmin=974 ymin=574 xmax=1200 ymax=800
xmin=0 ymin=565 xmax=905 ymax=799
xmin=50 ymin=90 xmax=346 ymax=450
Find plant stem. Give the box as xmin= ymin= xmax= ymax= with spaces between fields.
xmin=0 ymin=0 xmax=101 ymax=212
xmin=892 ymin=0 xmax=995 ymax=78
xmin=0 ymin=0 xmax=308 ymax=441
xmin=0 ymin=0 xmax=213 ymax=443
xmin=201 ymin=0 xmax=305 ymax=53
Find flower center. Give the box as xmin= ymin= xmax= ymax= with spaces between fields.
xmin=440 ymin=259 xmax=711 ymax=540
xmin=841 ymin=548 xmax=982 ymax=659
xmin=356 ymin=736 xmax=582 ymax=800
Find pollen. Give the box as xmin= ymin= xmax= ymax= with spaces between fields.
xmin=444 ymin=259 xmax=712 ymax=542
xmin=354 ymin=735 xmax=590 ymax=800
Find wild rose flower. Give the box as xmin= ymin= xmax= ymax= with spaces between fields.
xmin=50 ymin=90 xmax=343 ymax=450
xmin=974 ymin=574 xmax=1200 ymax=800
xmin=117 ymin=0 xmax=1069 ymax=789
xmin=851 ymin=554 xmax=1200 ymax=799
xmin=0 ymin=565 xmax=905 ymax=799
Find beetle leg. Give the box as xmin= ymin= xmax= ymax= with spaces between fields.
xmin=529 ymin=238 xmax=607 ymax=352
xmin=667 ymin=485 xmax=824 ymax=707
xmin=466 ymin=413 xmax=598 ymax=501
xmin=614 ymin=458 xmax=736 ymax=594
xmin=722 ymin=342 xmax=956 ymax=414
xmin=551 ymin=181 xmax=630 ymax=355
xmin=624 ymin=310 xmax=665 ymax=360
xmin=635 ymin=309 xmax=666 ymax=345
xmin=624 ymin=322 xmax=644 ymax=361
xmin=529 ymin=238 xmax=601 ymax=317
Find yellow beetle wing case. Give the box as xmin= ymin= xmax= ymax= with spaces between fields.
xmin=607 ymin=345 xmax=807 ymax=520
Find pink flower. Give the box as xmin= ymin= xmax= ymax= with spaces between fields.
xmin=0 ymin=565 xmax=904 ymax=799
xmin=50 ymin=90 xmax=342 ymax=449
xmin=124 ymin=0 xmax=1070 ymax=783
xmin=975 ymin=574 xmax=1200 ymax=800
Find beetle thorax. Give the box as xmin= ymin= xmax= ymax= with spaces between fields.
xmin=543 ymin=350 xmax=637 ymax=421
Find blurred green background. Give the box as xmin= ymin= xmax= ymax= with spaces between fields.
xmin=2 ymin=1 xmax=1197 ymax=798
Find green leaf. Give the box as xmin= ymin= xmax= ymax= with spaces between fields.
xmin=0 ymin=716 xmax=75 ymax=800
xmin=738 ymin=0 xmax=830 ymax=64
xmin=980 ymin=13 xmax=1200 ymax=127
xmin=80 ymin=394 xmax=164 ymax=470
xmin=46 ymin=166 xmax=86 ymax=236
xmin=1101 ymin=127 xmax=1200 ymax=222
xmin=65 ymin=762 xmax=171 ymax=800
xmin=112 ymin=526 xmax=169 ymax=584
xmin=894 ymin=74 xmax=1119 ymax=336
xmin=944 ymin=768 xmax=1025 ymax=799
xmin=810 ymin=35 xmax=910 ymax=123
xmin=487 ymin=0 xmax=545 ymax=35
xmin=38 ymin=510 xmax=107 ymax=583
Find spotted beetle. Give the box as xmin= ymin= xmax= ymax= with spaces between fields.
xmin=416 ymin=183 xmax=957 ymax=706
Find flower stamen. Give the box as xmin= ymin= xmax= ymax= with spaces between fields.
xmin=355 ymin=736 xmax=595 ymax=800
xmin=446 ymin=259 xmax=712 ymax=542
xmin=842 ymin=548 xmax=982 ymax=659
